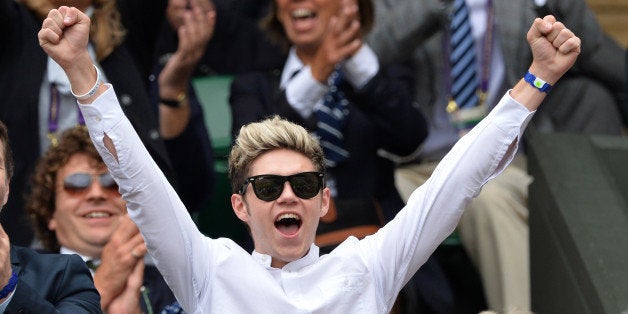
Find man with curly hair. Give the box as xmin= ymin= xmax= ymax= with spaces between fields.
xmin=25 ymin=126 xmax=181 ymax=313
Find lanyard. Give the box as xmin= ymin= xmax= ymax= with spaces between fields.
xmin=444 ymin=0 xmax=495 ymax=112
xmin=47 ymin=83 xmax=85 ymax=147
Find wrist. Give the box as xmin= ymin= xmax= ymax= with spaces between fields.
xmin=527 ymin=64 xmax=559 ymax=86
xmin=524 ymin=71 xmax=552 ymax=93
xmin=70 ymin=64 xmax=103 ymax=100
xmin=64 ymin=52 xmax=95 ymax=85
xmin=159 ymin=91 xmax=188 ymax=108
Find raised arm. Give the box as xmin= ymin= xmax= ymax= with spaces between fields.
xmin=510 ymin=15 xmax=581 ymax=111
xmin=362 ymin=15 xmax=580 ymax=298
xmin=38 ymin=6 xmax=114 ymax=156
xmin=39 ymin=7 xmax=213 ymax=311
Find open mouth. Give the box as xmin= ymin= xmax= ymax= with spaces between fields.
xmin=83 ymin=211 xmax=113 ymax=219
xmin=290 ymin=8 xmax=317 ymax=32
xmin=291 ymin=8 xmax=316 ymax=20
xmin=274 ymin=213 xmax=302 ymax=236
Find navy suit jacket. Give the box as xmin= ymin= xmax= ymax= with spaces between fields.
xmin=5 ymin=246 xmax=101 ymax=313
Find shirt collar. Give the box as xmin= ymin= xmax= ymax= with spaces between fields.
xmin=60 ymin=246 xmax=99 ymax=264
xmin=251 ymin=244 xmax=320 ymax=270
xmin=279 ymin=47 xmax=305 ymax=90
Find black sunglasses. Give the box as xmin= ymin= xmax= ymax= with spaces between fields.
xmin=239 ymin=172 xmax=325 ymax=202
xmin=63 ymin=172 xmax=118 ymax=192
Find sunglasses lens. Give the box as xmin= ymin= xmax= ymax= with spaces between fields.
xmin=63 ymin=172 xmax=118 ymax=192
xmin=252 ymin=176 xmax=284 ymax=201
xmin=99 ymin=173 xmax=118 ymax=189
xmin=289 ymin=173 xmax=320 ymax=199
xmin=63 ymin=173 xmax=92 ymax=190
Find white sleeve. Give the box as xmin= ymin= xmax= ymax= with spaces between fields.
xmin=78 ymin=85 xmax=210 ymax=311
xmin=359 ymin=91 xmax=534 ymax=298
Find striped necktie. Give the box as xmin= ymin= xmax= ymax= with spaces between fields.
xmin=316 ymin=70 xmax=350 ymax=167
xmin=449 ymin=0 xmax=479 ymax=111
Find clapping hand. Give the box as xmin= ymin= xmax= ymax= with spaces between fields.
xmin=310 ymin=0 xmax=362 ymax=83
xmin=93 ymin=214 xmax=147 ymax=312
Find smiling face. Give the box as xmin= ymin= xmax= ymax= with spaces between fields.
xmin=48 ymin=153 xmax=126 ymax=257
xmin=231 ymin=148 xmax=330 ymax=268
xmin=275 ymin=0 xmax=344 ymax=52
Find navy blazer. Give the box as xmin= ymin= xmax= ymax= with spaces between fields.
xmin=5 ymin=246 xmax=101 ymax=313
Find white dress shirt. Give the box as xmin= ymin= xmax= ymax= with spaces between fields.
xmin=79 ymin=85 xmax=533 ymax=313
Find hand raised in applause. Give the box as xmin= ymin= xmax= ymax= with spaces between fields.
xmin=159 ymin=0 xmax=216 ymax=139
xmin=310 ymin=0 xmax=363 ymax=83
xmin=93 ymin=214 xmax=147 ymax=312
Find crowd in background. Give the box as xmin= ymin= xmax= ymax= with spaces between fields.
xmin=0 ymin=0 xmax=625 ymax=313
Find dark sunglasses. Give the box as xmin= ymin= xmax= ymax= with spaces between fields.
xmin=63 ymin=172 xmax=118 ymax=192
xmin=239 ymin=172 xmax=325 ymax=202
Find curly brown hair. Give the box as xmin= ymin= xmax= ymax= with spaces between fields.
xmin=20 ymin=0 xmax=126 ymax=61
xmin=25 ymin=126 xmax=104 ymax=252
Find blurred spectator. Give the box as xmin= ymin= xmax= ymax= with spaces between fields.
xmin=26 ymin=126 xmax=180 ymax=313
xmin=367 ymin=0 xmax=626 ymax=311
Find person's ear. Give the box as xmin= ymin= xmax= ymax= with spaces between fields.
xmin=320 ymin=187 xmax=330 ymax=218
xmin=48 ymin=215 xmax=58 ymax=231
xmin=231 ymin=194 xmax=250 ymax=223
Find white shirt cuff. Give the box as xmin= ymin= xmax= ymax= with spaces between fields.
xmin=342 ymin=44 xmax=380 ymax=89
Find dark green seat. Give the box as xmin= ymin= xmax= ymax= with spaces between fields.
xmin=192 ymin=75 xmax=248 ymax=244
